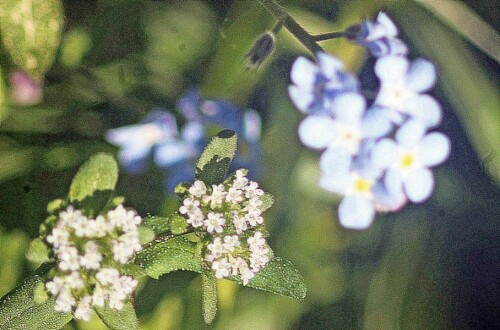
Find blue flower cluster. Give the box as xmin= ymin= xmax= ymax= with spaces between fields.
xmin=289 ymin=12 xmax=450 ymax=230
xmin=105 ymin=88 xmax=262 ymax=193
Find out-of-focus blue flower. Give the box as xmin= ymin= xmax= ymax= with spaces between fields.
xmin=375 ymin=56 xmax=442 ymax=127
xmin=371 ymin=120 xmax=450 ymax=203
xmin=347 ymin=12 xmax=408 ymax=57
xmin=288 ymin=52 xmax=359 ymax=115
xmin=105 ymin=110 xmax=179 ymax=174
xmin=299 ymin=92 xmax=391 ymax=176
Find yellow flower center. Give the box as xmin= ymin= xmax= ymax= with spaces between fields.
xmin=400 ymin=153 xmax=415 ymax=168
xmin=353 ymin=177 xmax=371 ymax=193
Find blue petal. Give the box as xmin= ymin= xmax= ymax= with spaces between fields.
xmin=338 ymin=195 xmax=375 ymax=230
xmin=288 ymin=85 xmax=315 ymax=113
xmin=243 ymin=109 xmax=262 ymax=142
xmin=385 ymin=168 xmax=404 ymax=196
xmin=317 ymin=52 xmax=343 ymax=80
xmin=164 ymin=161 xmax=196 ymax=194
xmin=395 ymin=120 xmax=426 ymax=148
xmin=298 ymin=116 xmax=336 ymax=149
xmin=332 ymin=92 xmax=366 ymax=124
xmin=319 ymin=147 xmax=352 ymax=176
xmin=290 ymin=56 xmax=317 ymax=87
xmin=181 ymin=122 xmax=205 ymax=144
xmin=405 ymin=95 xmax=442 ymax=127
xmin=119 ymin=143 xmax=152 ymax=173
xmin=418 ymin=132 xmax=451 ymax=167
xmin=376 ymin=12 xmax=398 ymax=37
xmin=375 ymin=56 xmax=408 ymax=84
xmin=177 ymin=88 xmax=203 ymax=121
xmin=361 ymin=108 xmax=393 ymax=138
xmin=319 ymin=170 xmax=350 ymax=194
xmin=154 ymin=141 xmax=197 ymax=167
xmin=406 ymin=58 xmax=436 ymax=93
xmin=372 ymin=138 xmax=397 ymax=169
xmin=404 ymin=168 xmax=434 ymax=203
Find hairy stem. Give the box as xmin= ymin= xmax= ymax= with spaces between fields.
xmin=313 ymin=31 xmax=345 ymax=41
xmin=256 ymin=0 xmax=324 ymax=56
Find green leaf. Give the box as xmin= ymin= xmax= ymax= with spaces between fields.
xmin=142 ymin=215 xmax=171 ymax=235
xmin=195 ymin=129 xmax=237 ymax=185
xmin=0 ymin=67 xmax=8 ymax=124
xmin=94 ymin=301 xmax=138 ymax=330
xmin=0 ymin=0 xmax=63 ymax=80
xmin=0 ymin=263 xmax=72 ymax=330
xmin=259 ymin=192 xmax=275 ymax=213
xmin=68 ymin=153 xmax=118 ymax=215
xmin=25 ymin=238 xmax=50 ymax=265
xmin=135 ymin=236 xmax=201 ymax=279
xmin=230 ymin=257 xmax=307 ymax=300
xmin=201 ymin=270 xmax=218 ymax=324
xmin=170 ymin=214 xmax=189 ymax=235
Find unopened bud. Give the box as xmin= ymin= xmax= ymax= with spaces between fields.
xmin=245 ymin=32 xmax=276 ymax=69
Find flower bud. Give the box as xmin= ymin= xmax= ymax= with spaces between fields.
xmin=245 ymin=32 xmax=276 ymax=69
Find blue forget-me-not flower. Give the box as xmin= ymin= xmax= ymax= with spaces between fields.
xmin=106 ymin=89 xmax=263 ymax=194
xmin=346 ymin=11 xmax=408 ymax=57
xmin=288 ymin=11 xmax=450 ymax=230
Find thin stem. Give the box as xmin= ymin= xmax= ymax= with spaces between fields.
xmin=256 ymin=0 xmax=324 ymax=56
xmin=313 ymin=31 xmax=345 ymax=42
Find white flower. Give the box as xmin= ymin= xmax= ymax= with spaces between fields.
xmin=59 ymin=206 xmax=86 ymax=227
xmin=179 ymin=198 xmax=200 ymax=215
xmin=233 ymin=170 xmax=249 ymax=189
xmin=46 ymin=276 xmax=65 ymax=296
xmin=207 ymin=237 xmax=226 ymax=259
xmin=80 ymin=241 xmax=102 ymax=269
xmin=65 ymin=272 xmax=84 ymax=289
xmin=223 ymin=235 xmax=240 ymax=252
xmin=232 ymin=212 xmax=248 ymax=234
xmin=46 ymin=227 xmax=70 ymax=249
xmin=244 ymin=181 xmax=264 ymax=199
xmin=96 ymin=268 xmax=121 ymax=286
xmin=58 ymin=246 xmax=80 ymax=272
xmin=203 ymin=184 xmax=226 ymax=206
xmin=226 ymin=187 xmax=243 ymax=204
xmin=54 ymin=289 xmax=76 ymax=313
xmin=188 ymin=180 xmax=207 ymax=197
xmin=212 ymin=258 xmax=231 ymax=279
xmin=91 ymin=286 xmax=108 ymax=307
xmin=186 ymin=210 xmax=204 ymax=228
xmin=204 ymin=212 xmax=225 ymax=233
xmin=74 ymin=296 xmax=93 ymax=321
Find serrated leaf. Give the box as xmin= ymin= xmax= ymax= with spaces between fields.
xmin=135 ymin=236 xmax=201 ymax=279
xmin=68 ymin=153 xmax=118 ymax=215
xmin=25 ymin=238 xmax=50 ymax=265
xmin=195 ymin=129 xmax=237 ymax=185
xmin=201 ymin=270 xmax=218 ymax=324
xmin=229 ymin=257 xmax=306 ymax=300
xmin=259 ymin=192 xmax=274 ymax=212
xmin=94 ymin=301 xmax=138 ymax=330
xmin=0 ymin=0 xmax=63 ymax=79
xmin=0 ymin=263 xmax=72 ymax=330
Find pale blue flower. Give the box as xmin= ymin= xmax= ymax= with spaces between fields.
xmin=298 ymin=92 xmax=391 ymax=177
xmin=348 ymin=12 xmax=408 ymax=57
xmin=288 ymin=52 xmax=359 ymax=115
xmin=105 ymin=110 xmax=178 ymax=173
xmin=371 ymin=120 xmax=451 ymax=203
xmin=374 ymin=56 xmax=442 ymax=127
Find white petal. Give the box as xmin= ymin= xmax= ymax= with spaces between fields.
xmin=372 ymin=138 xmax=398 ymax=169
xmin=320 ymin=147 xmax=352 ymax=176
xmin=385 ymin=168 xmax=404 ymax=196
xmin=395 ymin=120 xmax=426 ymax=148
xmin=418 ymin=133 xmax=451 ymax=167
xmin=181 ymin=122 xmax=204 ymax=143
xmin=361 ymin=109 xmax=393 ymax=138
xmin=406 ymin=58 xmax=437 ymax=92
xmin=288 ymin=85 xmax=314 ymax=113
xmin=244 ymin=109 xmax=262 ymax=142
xmin=405 ymin=95 xmax=442 ymax=127
xmin=404 ymin=168 xmax=434 ymax=203
xmin=317 ymin=52 xmax=343 ymax=79
xmin=298 ymin=116 xmax=336 ymax=149
xmin=290 ymin=56 xmax=317 ymax=87
xmin=376 ymin=12 xmax=398 ymax=37
xmin=319 ymin=169 xmax=350 ymax=194
xmin=375 ymin=56 xmax=409 ymax=84
xmin=332 ymin=92 xmax=366 ymax=123
xmin=338 ymin=196 xmax=375 ymax=230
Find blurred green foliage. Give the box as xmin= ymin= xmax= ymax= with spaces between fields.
xmin=0 ymin=0 xmax=498 ymax=329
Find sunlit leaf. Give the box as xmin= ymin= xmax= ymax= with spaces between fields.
xmin=0 ymin=0 xmax=63 ymax=79
xmin=94 ymin=301 xmax=138 ymax=330
xmin=135 ymin=236 xmax=201 ymax=279
xmin=229 ymin=257 xmax=307 ymax=300
xmin=195 ymin=129 xmax=237 ymax=185
xmin=68 ymin=153 xmax=118 ymax=215
xmin=0 ymin=263 xmax=72 ymax=330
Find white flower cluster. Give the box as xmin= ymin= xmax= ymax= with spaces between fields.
xmin=44 ymin=204 xmax=142 ymax=320
xmin=179 ymin=170 xmax=270 ymax=285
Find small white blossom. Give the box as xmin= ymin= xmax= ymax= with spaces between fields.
xmin=244 ymin=181 xmax=264 ymax=199
xmin=179 ymin=198 xmax=200 ymax=215
xmin=96 ymin=267 xmax=121 ymax=286
xmin=74 ymin=296 xmax=93 ymax=321
xmin=207 ymin=237 xmax=226 ymax=259
xmin=58 ymin=246 xmax=80 ymax=272
xmin=80 ymin=241 xmax=102 ymax=269
xmin=187 ymin=211 xmax=204 ymax=228
xmin=203 ymin=184 xmax=226 ymax=206
xmin=65 ymin=272 xmax=84 ymax=289
xmin=54 ymin=289 xmax=76 ymax=313
xmin=223 ymin=235 xmax=240 ymax=252
xmin=46 ymin=276 xmax=65 ymax=296
xmin=46 ymin=227 xmax=70 ymax=249
xmin=204 ymin=212 xmax=225 ymax=233
xmin=212 ymin=258 xmax=231 ymax=279
xmin=233 ymin=170 xmax=249 ymax=189
xmin=226 ymin=187 xmax=244 ymax=204
xmin=232 ymin=212 xmax=248 ymax=234
xmin=188 ymin=180 xmax=207 ymax=197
